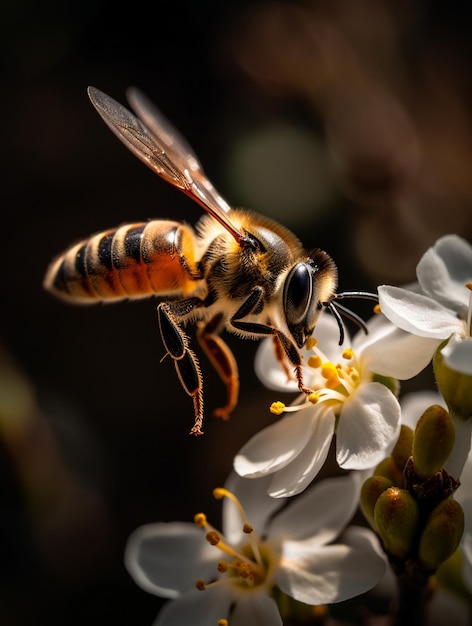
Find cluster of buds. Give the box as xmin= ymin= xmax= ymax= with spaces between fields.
xmin=361 ymin=405 xmax=464 ymax=575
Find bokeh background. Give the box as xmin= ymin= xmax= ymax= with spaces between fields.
xmin=2 ymin=1 xmax=472 ymax=624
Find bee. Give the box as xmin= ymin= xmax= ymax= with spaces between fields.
xmin=44 ymin=87 xmax=377 ymax=435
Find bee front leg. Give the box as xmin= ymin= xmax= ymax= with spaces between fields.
xmin=158 ymin=301 xmax=205 ymax=435
xmin=197 ymin=312 xmax=239 ymax=421
xmin=230 ymin=289 xmax=312 ymax=396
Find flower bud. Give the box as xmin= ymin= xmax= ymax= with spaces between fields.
xmin=391 ymin=425 xmax=414 ymax=472
xmin=434 ymin=342 xmax=472 ymax=420
xmin=374 ymin=458 xmax=404 ymax=486
xmin=360 ymin=475 xmax=394 ymax=530
xmin=374 ymin=487 xmax=420 ymax=560
xmin=412 ymin=405 xmax=455 ymax=477
xmin=418 ymin=498 xmax=464 ymax=572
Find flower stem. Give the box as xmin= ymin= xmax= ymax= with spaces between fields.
xmin=391 ymin=565 xmax=434 ymax=626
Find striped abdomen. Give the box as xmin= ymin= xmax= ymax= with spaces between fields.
xmin=44 ymin=220 xmax=200 ymax=302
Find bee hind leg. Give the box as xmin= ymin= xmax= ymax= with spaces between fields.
xmin=197 ymin=312 xmax=239 ymax=421
xmin=158 ymin=301 xmax=205 ymax=435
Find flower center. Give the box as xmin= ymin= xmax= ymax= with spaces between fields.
xmin=270 ymin=338 xmax=361 ymax=415
xmin=194 ymin=488 xmax=274 ymax=594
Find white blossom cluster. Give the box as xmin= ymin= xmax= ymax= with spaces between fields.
xmin=125 ymin=235 xmax=472 ymax=625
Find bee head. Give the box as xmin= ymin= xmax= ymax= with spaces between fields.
xmin=283 ymin=250 xmax=338 ymax=348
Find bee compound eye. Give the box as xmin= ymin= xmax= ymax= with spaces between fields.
xmin=284 ymin=263 xmax=313 ymax=326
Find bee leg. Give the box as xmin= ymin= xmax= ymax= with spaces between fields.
xmin=158 ymin=301 xmax=205 ymax=435
xmin=230 ymin=290 xmax=312 ymax=396
xmin=197 ymin=313 xmax=239 ymax=421
xmin=272 ymin=335 xmax=297 ymax=383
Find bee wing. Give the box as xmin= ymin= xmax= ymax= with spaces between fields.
xmin=88 ymin=86 xmax=244 ymax=242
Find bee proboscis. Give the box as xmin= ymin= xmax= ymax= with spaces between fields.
xmin=44 ymin=86 xmax=377 ymax=435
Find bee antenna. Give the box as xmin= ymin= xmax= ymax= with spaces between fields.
xmin=331 ymin=302 xmax=369 ymax=336
xmin=324 ymin=290 xmax=378 ymax=346
xmin=323 ymin=301 xmax=345 ymax=346
xmin=333 ymin=290 xmax=379 ymax=303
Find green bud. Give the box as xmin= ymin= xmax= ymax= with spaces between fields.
xmin=360 ymin=475 xmax=394 ymax=530
xmin=434 ymin=342 xmax=472 ymax=420
xmin=374 ymin=487 xmax=420 ymax=560
xmin=413 ymin=405 xmax=455 ymax=477
xmin=418 ymin=498 xmax=464 ymax=572
xmin=374 ymin=457 xmax=404 ymax=486
xmin=391 ymin=425 xmax=414 ymax=472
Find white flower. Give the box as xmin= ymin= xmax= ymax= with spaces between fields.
xmin=124 ymin=471 xmax=386 ymax=626
xmin=234 ymin=313 xmax=436 ymax=498
xmin=378 ymin=234 xmax=472 ymax=375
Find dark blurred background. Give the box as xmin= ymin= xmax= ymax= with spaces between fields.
xmin=2 ymin=1 xmax=472 ymax=624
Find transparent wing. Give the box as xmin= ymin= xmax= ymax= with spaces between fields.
xmin=87 ymin=86 xmax=244 ymax=242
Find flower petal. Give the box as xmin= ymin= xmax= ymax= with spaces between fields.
xmin=268 ymin=472 xmax=364 ymax=543
xmin=418 ymin=235 xmax=472 ymax=313
xmin=154 ymin=586 xmax=234 ymax=626
xmin=357 ymin=315 xmax=440 ymax=379
xmin=336 ymin=383 xmax=401 ymax=469
xmin=441 ymin=336 xmax=472 ymax=375
xmin=254 ymin=338 xmax=299 ymax=392
xmin=378 ymin=286 xmax=462 ymax=338
xmin=230 ymin=593 xmax=282 ymax=626
xmin=222 ymin=472 xmax=283 ymax=545
xmin=265 ymin=409 xmax=335 ymax=498
xmin=275 ymin=526 xmax=386 ymax=605
xmin=234 ymin=409 xmax=320 ymax=478
xmin=125 ymin=523 xmax=216 ymax=598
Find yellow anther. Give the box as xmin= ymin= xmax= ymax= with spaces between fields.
xmin=466 ymin=282 xmax=472 ymax=291
xmin=206 ymin=531 xmax=221 ymax=546
xmin=306 ymin=337 xmax=318 ymax=350
xmin=342 ymin=348 xmax=354 ymax=360
xmin=373 ymin=303 xmax=381 ymax=314
xmin=194 ymin=513 xmax=207 ymax=528
xmin=212 ymin=488 xmax=226 ymax=500
xmin=321 ymin=362 xmax=338 ymax=380
xmin=308 ymin=392 xmax=320 ymax=404
xmin=217 ymin=560 xmax=228 ymax=573
xmin=243 ymin=523 xmax=253 ymax=534
xmin=195 ymin=579 xmax=206 ymax=591
xmin=270 ymin=401 xmax=286 ymax=415
xmin=218 ymin=620 xmax=229 ymax=626
xmin=307 ymin=355 xmax=322 ymax=369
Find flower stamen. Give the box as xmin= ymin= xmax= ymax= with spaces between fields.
xmin=194 ymin=487 xmax=268 ymax=593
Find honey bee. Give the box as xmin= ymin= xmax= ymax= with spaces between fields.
xmin=44 ymin=87 xmax=376 ymax=435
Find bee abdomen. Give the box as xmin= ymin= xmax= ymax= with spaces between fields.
xmin=44 ymin=220 xmax=199 ymax=303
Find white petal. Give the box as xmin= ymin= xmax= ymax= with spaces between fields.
xmin=124 ymin=523 xmax=216 ymax=598
xmin=222 ymin=472 xmax=283 ymax=545
xmin=268 ymin=472 xmax=363 ymax=543
xmin=254 ymin=338 xmax=299 ymax=392
xmin=154 ymin=586 xmax=234 ymax=626
xmin=266 ymin=410 xmax=335 ymax=498
xmin=336 ymin=383 xmax=401 ymax=469
xmin=234 ymin=410 xmax=319 ymax=478
xmin=416 ymin=242 xmax=469 ymax=314
xmin=358 ymin=317 xmax=440 ymax=379
xmin=378 ymin=286 xmax=462 ymax=338
xmin=421 ymin=235 xmax=472 ymax=312
xmin=275 ymin=526 xmax=386 ymax=605
xmin=231 ymin=593 xmax=282 ymax=626
xmin=441 ymin=336 xmax=472 ymax=375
